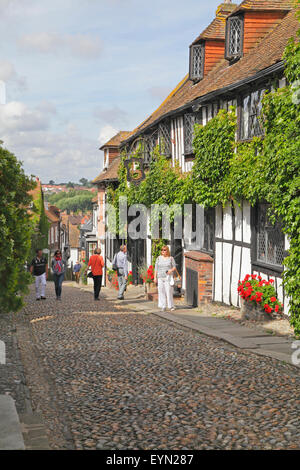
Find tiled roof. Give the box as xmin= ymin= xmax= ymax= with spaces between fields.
xmin=92 ymin=156 xmax=120 ymax=184
xmin=124 ymin=8 xmax=298 ymax=142
xmin=192 ymin=2 xmax=237 ymax=43
xmin=69 ymin=215 xmax=83 ymax=225
xmin=28 ymin=178 xmax=42 ymax=202
xmin=99 ymin=131 xmax=132 ymax=150
xmin=69 ymin=224 xmax=80 ymax=248
xmin=229 ymin=0 xmax=295 ymax=16
xmin=45 ymin=208 xmax=60 ymax=223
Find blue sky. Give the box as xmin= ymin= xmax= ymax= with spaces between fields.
xmin=0 ymin=0 xmax=225 ymax=182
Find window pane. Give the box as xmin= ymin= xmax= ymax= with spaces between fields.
xmin=191 ymin=45 xmax=204 ymax=80
xmin=249 ymin=89 xmax=264 ymax=138
xmin=159 ymin=122 xmax=171 ymax=156
xmin=204 ymin=208 xmax=215 ymax=253
xmin=229 ymin=18 xmax=242 ymax=56
xmin=257 ymin=204 xmax=284 ymax=267
xmin=241 ymin=95 xmax=250 ymax=139
xmin=184 ymin=114 xmax=195 ymax=154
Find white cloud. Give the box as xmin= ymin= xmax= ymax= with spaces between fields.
xmin=98 ymin=125 xmax=118 ymax=147
xmin=19 ymin=32 xmax=103 ymax=59
xmin=0 ymin=60 xmax=15 ymax=81
xmin=93 ymin=105 xmax=128 ymax=126
xmin=0 ymin=98 xmax=101 ymax=182
xmin=0 ymin=101 xmax=51 ymax=132
xmin=0 ymin=60 xmax=27 ymax=92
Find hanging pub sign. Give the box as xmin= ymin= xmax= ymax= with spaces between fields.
xmin=124 ymin=157 xmax=145 ymax=186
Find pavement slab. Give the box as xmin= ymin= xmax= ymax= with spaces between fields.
xmin=0 ymin=395 xmax=25 ymax=450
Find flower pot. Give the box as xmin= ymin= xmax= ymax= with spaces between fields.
xmin=241 ymin=299 xmax=272 ymax=321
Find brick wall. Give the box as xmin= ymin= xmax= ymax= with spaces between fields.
xmin=184 ymin=251 xmax=213 ymax=304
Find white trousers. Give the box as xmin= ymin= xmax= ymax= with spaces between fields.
xmin=158 ymin=278 xmax=174 ymax=309
xmin=35 ymin=273 xmax=46 ymax=298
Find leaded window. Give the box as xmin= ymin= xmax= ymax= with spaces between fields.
xmin=240 ymin=89 xmax=265 ymax=140
xmin=184 ymin=111 xmax=202 ymax=155
xmin=226 ymin=16 xmax=243 ymax=60
xmin=203 ymin=207 xmax=215 ymax=254
xmin=159 ymin=121 xmax=171 ymax=157
xmin=145 ymin=131 xmax=158 ymax=163
xmin=184 ymin=113 xmax=195 ymax=154
xmin=256 ymin=203 xmax=284 ymax=267
xmin=190 ymin=44 xmax=205 ymax=81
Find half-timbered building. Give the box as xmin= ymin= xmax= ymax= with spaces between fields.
xmin=116 ymin=0 xmax=297 ymax=311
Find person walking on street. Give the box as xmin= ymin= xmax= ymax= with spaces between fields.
xmin=154 ymin=246 xmax=176 ymax=312
xmin=52 ymin=249 xmax=66 ymax=301
xmin=113 ymin=245 xmax=128 ymax=300
xmin=30 ymin=249 xmax=48 ymax=300
xmin=73 ymin=260 xmax=81 ymax=284
xmin=85 ymin=248 xmax=104 ymax=301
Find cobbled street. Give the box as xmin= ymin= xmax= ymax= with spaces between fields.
xmin=14 ymin=283 xmax=300 ymax=450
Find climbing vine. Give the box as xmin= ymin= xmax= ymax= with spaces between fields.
xmin=107 ymin=17 xmax=300 ymax=333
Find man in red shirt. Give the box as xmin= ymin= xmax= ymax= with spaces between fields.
xmin=86 ymin=248 xmax=105 ymax=300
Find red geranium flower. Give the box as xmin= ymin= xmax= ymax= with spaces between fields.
xmin=264 ymin=304 xmax=272 ymax=314
xmin=270 ymin=296 xmax=277 ymax=303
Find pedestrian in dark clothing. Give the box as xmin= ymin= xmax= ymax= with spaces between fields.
xmin=30 ymin=249 xmax=48 ymax=300
xmin=51 ymin=249 xmax=66 ymax=300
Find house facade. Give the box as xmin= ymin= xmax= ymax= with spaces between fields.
xmin=93 ymin=131 xmax=131 ymax=284
xmin=45 ymin=203 xmax=61 ymax=261
xmin=94 ymin=0 xmax=297 ymax=309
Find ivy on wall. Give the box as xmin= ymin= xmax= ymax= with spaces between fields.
xmin=107 ymin=18 xmax=300 ymax=333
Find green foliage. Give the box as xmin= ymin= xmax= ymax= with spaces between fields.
xmin=106 ymin=20 xmax=300 ymax=333
xmin=80 ymin=262 xmax=88 ymax=285
xmin=0 ymin=146 xmax=35 ymax=313
xmin=29 ymin=188 xmax=49 ymax=261
xmin=192 ymin=108 xmax=237 ymax=207
xmin=47 ymin=189 xmax=94 ymax=212
xmin=190 ymin=22 xmax=300 ymax=333
xmin=151 ymin=239 xmax=168 ymax=267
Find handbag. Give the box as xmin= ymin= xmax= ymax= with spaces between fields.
xmin=173 ymin=268 xmax=182 ymax=288
xmin=87 ymin=271 xmax=94 ymax=278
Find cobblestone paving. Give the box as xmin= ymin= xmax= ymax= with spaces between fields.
xmin=16 ymin=283 xmax=300 ymax=450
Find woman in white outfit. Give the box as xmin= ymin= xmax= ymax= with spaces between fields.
xmin=154 ymin=246 xmax=176 ymax=312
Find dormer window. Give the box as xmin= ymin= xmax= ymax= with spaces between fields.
xmin=189 ymin=44 xmax=205 ymax=81
xmin=225 ymin=16 xmax=244 ymax=61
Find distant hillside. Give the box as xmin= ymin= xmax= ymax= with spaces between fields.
xmin=46 ymin=189 xmax=96 ymax=213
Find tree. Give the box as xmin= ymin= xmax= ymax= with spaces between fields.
xmin=79 ymin=177 xmax=88 ymax=186
xmin=0 ymin=146 xmax=35 ymax=313
xmin=49 ymin=180 xmax=55 ymax=185
xmin=66 ymin=181 xmax=75 ymax=188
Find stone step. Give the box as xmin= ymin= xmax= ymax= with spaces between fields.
xmin=19 ymin=412 xmax=50 ymax=450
